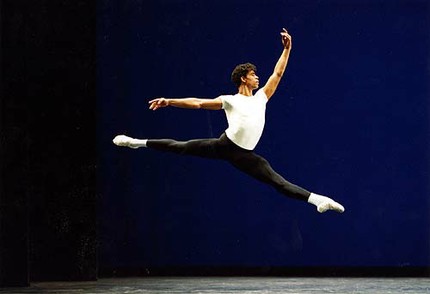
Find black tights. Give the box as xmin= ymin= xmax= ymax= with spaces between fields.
xmin=147 ymin=133 xmax=311 ymax=201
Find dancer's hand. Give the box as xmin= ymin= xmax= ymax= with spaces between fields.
xmin=149 ymin=98 xmax=169 ymax=111
xmin=281 ymin=28 xmax=292 ymax=50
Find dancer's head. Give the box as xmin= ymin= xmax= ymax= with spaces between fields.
xmin=231 ymin=63 xmax=259 ymax=89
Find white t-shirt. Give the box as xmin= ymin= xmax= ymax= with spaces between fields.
xmin=220 ymin=89 xmax=268 ymax=150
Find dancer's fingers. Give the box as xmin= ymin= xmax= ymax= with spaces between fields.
xmin=148 ymin=98 xmax=158 ymax=104
xmin=149 ymin=101 xmax=157 ymax=110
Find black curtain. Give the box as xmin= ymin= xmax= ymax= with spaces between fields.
xmin=1 ymin=0 xmax=97 ymax=285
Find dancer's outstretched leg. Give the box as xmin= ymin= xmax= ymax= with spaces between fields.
xmin=113 ymin=134 xmax=222 ymax=159
xmin=228 ymin=151 xmax=344 ymax=213
xmin=146 ymin=138 xmax=220 ymax=158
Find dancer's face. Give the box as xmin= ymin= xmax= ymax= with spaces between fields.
xmin=242 ymin=70 xmax=259 ymax=89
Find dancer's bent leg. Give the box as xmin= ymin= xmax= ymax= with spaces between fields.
xmin=228 ymin=151 xmax=344 ymax=213
xmin=228 ymin=151 xmax=311 ymax=201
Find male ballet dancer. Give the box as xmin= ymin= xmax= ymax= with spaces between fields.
xmin=113 ymin=28 xmax=345 ymax=213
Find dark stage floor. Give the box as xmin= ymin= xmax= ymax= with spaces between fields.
xmin=1 ymin=277 xmax=430 ymax=293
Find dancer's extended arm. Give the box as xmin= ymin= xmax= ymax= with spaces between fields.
xmin=262 ymin=28 xmax=292 ymax=100
xmin=149 ymin=97 xmax=222 ymax=111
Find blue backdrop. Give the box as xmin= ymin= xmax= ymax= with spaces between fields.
xmin=98 ymin=0 xmax=430 ymax=268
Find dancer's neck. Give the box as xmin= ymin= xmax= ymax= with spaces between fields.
xmin=237 ymin=85 xmax=254 ymax=97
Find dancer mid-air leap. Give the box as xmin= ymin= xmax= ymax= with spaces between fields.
xmin=113 ymin=28 xmax=345 ymax=213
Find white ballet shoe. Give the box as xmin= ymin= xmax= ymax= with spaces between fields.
xmin=317 ymin=200 xmax=345 ymax=213
xmin=112 ymin=135 xmax=139 ymax=149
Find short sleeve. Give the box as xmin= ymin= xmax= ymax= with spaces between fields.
xmin=256 ymin=89 xmax=268 ymax=102
xmin=219 ymin=95 xmax=232 ymax=110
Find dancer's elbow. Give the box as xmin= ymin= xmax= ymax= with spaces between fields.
xmin=194 ymin=99 xmax=204 ymax=109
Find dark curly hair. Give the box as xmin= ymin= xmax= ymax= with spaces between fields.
xmin=231 ymin=63 xmax=257 ymax=88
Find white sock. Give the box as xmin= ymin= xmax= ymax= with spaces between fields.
xmin=308 ymin=193 xmax=345 ymax=213
xmin=113 ymin=135 xmax=147 ymax=149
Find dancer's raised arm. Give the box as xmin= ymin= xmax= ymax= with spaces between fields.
xmin=262 ymin=28 xmax=292 ymax=100
xmin=149 ymin=97 xmax=222 ymax=111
